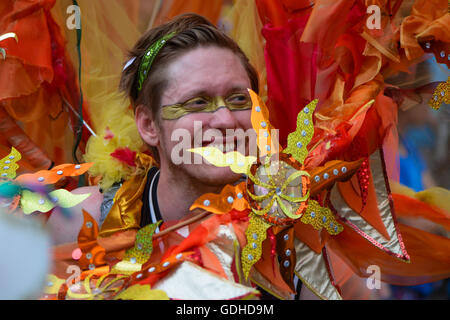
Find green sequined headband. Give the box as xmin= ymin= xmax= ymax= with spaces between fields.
xmin=136 ymin=31 xmax=177 ymax=94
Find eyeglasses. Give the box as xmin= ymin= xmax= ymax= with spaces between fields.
xmin=160 ymin=91 xmax=252 ymax=120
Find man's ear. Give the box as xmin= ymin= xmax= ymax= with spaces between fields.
xmin=135 ymin=105 xmax=159 ymax=147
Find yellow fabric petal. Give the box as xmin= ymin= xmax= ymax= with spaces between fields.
xmin=188 ymin=147 xmax=256 ymax=174
xmin=0 ymin=147 xmax=21 ymax=179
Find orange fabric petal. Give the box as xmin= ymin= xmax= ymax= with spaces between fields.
xmin=190 ymin=182 xmax=249 ymax=214
xmin=15 ymin=162 xmax=93 ymax=185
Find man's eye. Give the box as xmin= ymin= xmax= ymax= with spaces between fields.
xmin=226 ymin=93 xmax=250 ymax=105
xmin=185 ymin=98 xmax=209 ymax=108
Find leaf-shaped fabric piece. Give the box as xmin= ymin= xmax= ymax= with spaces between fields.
xmin=300 ymin=200 xmax=343 ymax=235
xmin=190 ymin=181 xmax=249 ymax=214
xmin=248 ymin=89 xmax=279 ymax=157
xmin=0 ymin=147 xmax=21 ymax=179
xmin=188 ymin=147 xmax=256 ymax=174
xmin=241 ymin=214 xmax=271 ymax=280
xmin=20 ymin=189 xmax=90 ymax=214
xmin=282 ymin=99 xmax=318 ymax=164
xmin=15 ymin=163 xmax=93 ymax=185
xmin=112 ymin=221 xmax=161 ymax=274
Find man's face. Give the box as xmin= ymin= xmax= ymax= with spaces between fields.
xmin=156 ymin=46 xmax=253 ymax=187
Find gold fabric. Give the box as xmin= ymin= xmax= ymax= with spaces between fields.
xmin=329 ymin=150 xmax=408 ymax=260
xmin=99 ymin=153 xmax=155 ymax=237
xmin=294 ymin=238 xmax=342 ymax=300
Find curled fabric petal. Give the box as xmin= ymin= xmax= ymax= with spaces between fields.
xmin=78 ymin=210 xmax=107 ymax=271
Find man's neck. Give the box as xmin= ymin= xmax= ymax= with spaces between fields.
xmin=156 ymin=166 xmax=224 ymax=222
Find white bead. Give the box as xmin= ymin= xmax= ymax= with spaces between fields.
xmin=203 ymin=200 xmax=210 ymax=206
xmin=425 ymin=42 xmax=430 ymax=49
xmin=86 ymin=253 xmax=92 ymax=259
xmin=283 ymin=234 xmax=289 ymax=241
xmin=88 ymin=264 xmax=95 ymax=270
xmin=75 ymin=165 xmax=81 ymax=169
xmin=148 ymin=267 xmax=156 ymax=273
xmin=146 ymin=52 xmax=151 ymax=56
xmin=38 ymin=199 xmax=45 ymax=205
xmin=441 ymin=91 xmax=445 ymax=97
xmin=261 ymin=121 xmax=267 ymax=128
xmin=137 ymin=243 xmax=143 ymax=250
xmin=86 ymin=221 xmax=93 ymax=228
xmin=38 ymin=177 xmax=44 ymax=182
xmin=255 ymin=106 xmax=261 ymax=112
xmin=323 ymin=173 xmax=329 ymax=179
xmin=203 ymin=150 xmax=210 ymax=157
xmin=285 ymin=249 xmax=291 ymax=257
xmin=56 ymin=170 xmax=63 ymax=175
xmin=440 ymin=51 xmax=445 ymax=58
xmin=9 ymin=156 xmax=14 ymax=160
xmin=304 ymin=107 xmax=309 ymax=113
xmin=252 ymin=233 xmax=258 ymax=240
xmin=227 ymin=196 xmax=234 ymax=204
xmin=227 ymin=157 xmax=234 ymax=164
xmin=237 ymin=193 xmax=243 ymax=199
xmin=310 ymin=211 xmax=315 ymax=218
xmin=176 ymin=253 xmax=183 ymax=260
xmin=266 ymin=145 xmax=271 ymax=151
xmin=297 ymin=142 xmax=302 ymax=148
xmin=341 ymin=167 xmax=347 ymax=173
xmin=130 ymin=257 xmax=136 ymax=264
xmin=4 ymin=160 xmax=10 ymax=164
xmin=283 ymin=260 xmax=290 ymax=267
xmin=301 ymin=130 xmax=307 ymax=137
xmin=314 ymin=175 xmax=320 ymax=182
xmin=247 ymin=254 xmax=254 ymax=260
xmin=333 ymin=169 xmax=339 ymax=175
xmin=162 ymin=261 xmax=170 ymax=268
xmin=47 ymin=282 xmax=53 ymax=287
xmin=252 ymin=242 xmax=257 ymax=249
xmin=3 ymin=166 xmax=9 ymax=170
xmin=1 ymin=173 xmax=7 ymax=177
xmin=263 ymin=131 xmax=269 ymax=138
xmin=304 ymin=119 xmax=309 ymax=125
xmin=136 ymin=273 xmax=142 ymax=279
xmin=237 ymin=162 xmax=245 ymax=167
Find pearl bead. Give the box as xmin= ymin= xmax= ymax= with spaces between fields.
xmin=136 ymin=273 xmax=142 ymax=279
xmin=440 ymin=51 xmax=445 ymax=58
xmin=310 ymin=211 xmax=316 ymax=218
xmin=176 ymin=253 xmax=183 ymax=260
xmin=75 ymin=165 xmax=81 ymax=169
xmin=88 ymin=264 xmax=95 ymax=270
xmin=252 ymin=242 xmax=257 ymax=249
xmin=333 ymin=169 xmax=339 ymax=175
xmin=283 ymin=260 xmax=290 ymax=267
xmin=130 ymin=257 xmax=136 ymax=264
xmin=283 ymin=234 xmax=289 ymax=241
xmin=285 ymin=249 xmax=291 ymax=257
xmin=86 ymin=221 xmax=93 ymax=228
xmin=237 ymin=193 xmax=243 ymax=199
xmin=341 ymin=167 xmax=347 ymax=173
xmin=86 ymin=253 xmax=92 ymax=259
xmin=304 ymin=119 xmax=309 ymax=125
xmin=38 ymin=199 xmax=45 ymax=205
xmin=266 ymin=145 xmax=271 ymax=151
xmin=255 ymin=106 xmax=261 ymax=112
xmin=56 ymin=170 xmax=63 ymax=175
xmin=227 ymin=196 xmax=234 ymax=204
xmin=323 ymin=173 xmax=329 ymax=179
xmin=38 ymin=177 xmax=44 ymax=182
xmin=148 ymin=267 xmax=156 ymax=273
xmin=252 ymin=233 xmax=258 ymax=240
xmin=314 ymin=175 xmax=320 ymax=182
xmin=261 ymin=121 xmax=267 ymax=128
xmin=301 ymin=130 xmax=307 ymax=137
xmin=203 ymin=200 xmax=210 ymax=206
xmin=247 ymin=254 xmax=254 ymax=260
xmin=162 ymin=261 xmax=170 ymax=268
xmin=304 ymin=107 xmax=309 ymax=113
xmin=297 ymin=142 xmax=302 ymax=148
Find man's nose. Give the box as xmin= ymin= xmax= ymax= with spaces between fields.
xmin=209 ymin=106 xmax=237 ymax=130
